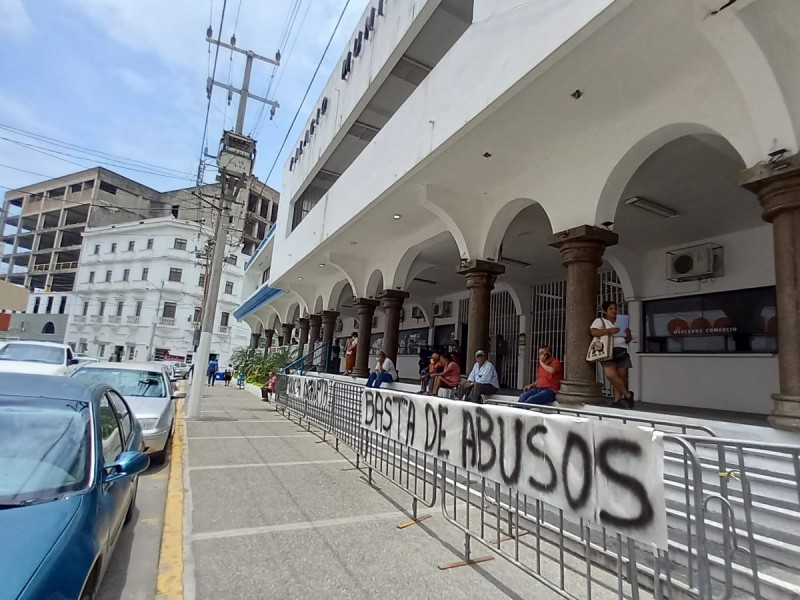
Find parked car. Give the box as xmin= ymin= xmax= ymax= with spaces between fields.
xmin=0 ymin=374 xmax=149 ymax=600
xmin=164 ymin=361 xmax=190 ymax=379
xmin=0 ymin=341 xmax=81 ymax=376
xmin=71 ymin=362 xmax=183 ymax=464
xmin=75 ymin=354 xmax=100 ymax=365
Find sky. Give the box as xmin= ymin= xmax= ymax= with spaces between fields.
xmin=0 ymin=0 xmax=369 ymax=196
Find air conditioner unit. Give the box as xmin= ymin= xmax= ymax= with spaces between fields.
xmin=667 ymin=244 xmax=723 ymax=282
xmin=411 ymin=306 xmax=424 ymax=320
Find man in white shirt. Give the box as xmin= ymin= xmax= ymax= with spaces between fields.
xmin=365 ymin=351 xmax=398 ymax=388
xmin=462 ymin=350 xmax=500 ymax=404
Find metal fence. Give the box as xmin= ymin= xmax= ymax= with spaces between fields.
xmin=274 ymin=373 xmax=800 ymax=600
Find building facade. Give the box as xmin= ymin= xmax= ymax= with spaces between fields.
xmin=238 ymin=0 xmax=800 ymax=429
xmin=63 ymin=218 xmax=250 ymax=365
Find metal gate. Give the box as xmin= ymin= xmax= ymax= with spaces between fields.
xmin=530 ymin=270 xmax=627 ymax=396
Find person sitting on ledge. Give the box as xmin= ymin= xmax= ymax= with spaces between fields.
xmin=365 ymin=351 xmax=398 ymax=389
xmin=428 ymin=352 xmax=461 ymax=396
xmin=519 ymin=345 xmax=562 ymax=405
xmin=462 ymin=350 xmax=499 ymax=404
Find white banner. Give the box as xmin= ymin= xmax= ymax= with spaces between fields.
xmin=286 ymin=375 xmax=331 ymax=409
xmin=360 ymin=389 xmax=668 ymax=549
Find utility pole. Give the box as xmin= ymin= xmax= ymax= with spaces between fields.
xmin=187 ymin=36 xmax=279 ymax=418
xmin=147 ymin=282 xmax=165 ymax=361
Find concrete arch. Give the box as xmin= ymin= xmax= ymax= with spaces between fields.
xmin=313 ymin=295 xmax=324 ymax=313
xmin=418 ymin=186 xmax=471 ymax=259
xmin=365 ymin=269 xmax=384 ymax=299
xmin=242 ymin=315 xmax=264 ymax=334
xmin=493 ymin=282 xmax=524 ymax=316
xmin=595 ymin=123 xmax=746 ymax=226
xmin=692 ymin=0 xmax=798 ymax=160
xmin=327 ymin=279 xmax=353 ymax=311
xmin=482 ymin=198 xmax=554 ymax=260
xmin=390 ymin=231 xmax=459 ymax=290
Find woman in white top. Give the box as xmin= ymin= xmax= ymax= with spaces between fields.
xmin=590 ymin=301 xmax=635 ymax=409
xmin=365 ymin=351 xmax=398 ymax=388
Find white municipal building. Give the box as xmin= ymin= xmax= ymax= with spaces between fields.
xmin=235 ymin=0 xmax=800 ymax=430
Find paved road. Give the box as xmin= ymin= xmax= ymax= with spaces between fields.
xmin=97 ymin=457 xmax=170 ymax=599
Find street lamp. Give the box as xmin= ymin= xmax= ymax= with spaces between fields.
xmin=145 ymin=281 xmax=165 ymax=361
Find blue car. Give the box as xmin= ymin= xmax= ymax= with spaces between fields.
xmin=0 ymin=374 xmax=150 ymax=600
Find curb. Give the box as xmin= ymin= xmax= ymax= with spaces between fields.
xmin=156 ymin=398 xmax=185 ymax=599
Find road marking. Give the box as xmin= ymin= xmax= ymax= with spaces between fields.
xmin=187 ymin=434 xmax=313 ymax=440
xmin=191 ymin=511 xmax=404 ymax=541
xmin=156 ymin=399 xmax=185 ymax=600
xmin=187 ymin=459 xmax=348 ymax=471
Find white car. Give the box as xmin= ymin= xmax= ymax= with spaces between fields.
xmin=0 ymin=341 xmax=81 ymax=376
xmin=71 ymin=361 xmax=184 ymax=464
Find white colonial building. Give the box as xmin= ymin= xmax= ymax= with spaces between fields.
xmin=236 ymin=0 xmax=800 ymax=430
xmin=65 ymin=217 xmax=250 ymax=365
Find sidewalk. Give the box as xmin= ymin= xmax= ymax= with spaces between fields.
xmin=182 ymin=383 xmax=563 ymax=599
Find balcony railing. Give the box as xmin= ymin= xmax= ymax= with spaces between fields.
xmin=90 ymin=315 xmax=104 ymax=324
xmin=127 ymin=316 xmax=140 ymax=325
xmin=159 ymin=317 xmax=175 ymax=326
xmin=107 ymin=316 xmax=121 ymax=324
xmin=73 ymin=315 xmax=86 ymax=323
xmin=219 ymin=325 xmax=230 ymax=334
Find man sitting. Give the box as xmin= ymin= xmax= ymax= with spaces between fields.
xmin=519 ymin=346 xmax=562 ymax=405
xmin=428 ymin=353 xmax=461 ymax=396
xmin=462 ymin=350 xmax=499 ymax=404
xmin=418 ymin=352 xmax=444 ymax=394
xmin=365 ymin=351 xmax=398 ymax=389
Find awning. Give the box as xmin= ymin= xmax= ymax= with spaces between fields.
xmin=233 ymin=285 xmax=284 ymax=321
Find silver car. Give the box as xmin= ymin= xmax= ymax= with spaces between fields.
xmin=71 ymin=362 xmax=184 ymax=464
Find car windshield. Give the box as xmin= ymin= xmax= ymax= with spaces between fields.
xmin=73 ymin=368 xmax=166 ymax=397
xmin=0 ymin=398 xmax=91 ymax=505
xmin=0 ymin=344 xmax=64 ymax=365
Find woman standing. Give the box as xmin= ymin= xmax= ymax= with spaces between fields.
xmin=590 ymin=301 xmax=635 ymax=409
xmin=344 ymin=332 xmax=358 ymax=375
xmin=329 ymin=339 xmax=341 ymax=374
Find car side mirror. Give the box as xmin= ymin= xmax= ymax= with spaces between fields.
xmin=105 ymin=451 xmax=150 ymax=483
xmin=69 ymin=358 xmax=81 ymax=365
xmin=172 ymin=391 xmax=186 ymax=399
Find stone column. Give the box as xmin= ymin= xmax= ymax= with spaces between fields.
xmin=263 ymin=329 xmax=274 ymax=356
xmin=457 ymin=260 xmax=506 ymax=365
xmin=353 ymin=298 xmax=380 ymax=377
xmin=379 ymin=290 xmax=409 ymax=363
xmin=281 ymin=323 xmax=294 ymax=347
xmin=250 ymin=332 xmax=261 ymax=349
xmin=297 ymin=317 xmax=310 ymax=357
xmin=549 ymin=225 xmax=618 ymax=405
xmin=741 ymin=155 xmax=800 ymax=430
xmin=321 ymin=310 xmax=339 ymax=345
xmin=308 ymin=313 xmax=323 ymax=364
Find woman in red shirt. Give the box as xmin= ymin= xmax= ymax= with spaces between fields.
xmin=519 ymin=346 xmax=562 ymax=405
xmin=429 ymin=353 xmax=462 ymax=396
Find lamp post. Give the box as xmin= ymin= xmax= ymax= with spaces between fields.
xmin=146 ymin=281 xmax=165 ymax=361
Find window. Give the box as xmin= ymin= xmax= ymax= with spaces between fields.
xmin=111 ymin=242 xmax=117 ymax=253
xmin=224 ymin=255 xmax=237 ymax=266
xmin=643 ymin=286 xmax=778 ymax=354
xmin=168 ymin=268 xmax=182 ymax=282
xmin=46 ymin=296 xmax=53 ymax=314
xmin=94 ymin=244 xmax=100 ymax=255
xmin=198 ymin=273 xmax=206 ymax=287
xmin=135 ymin=301 xmax=142 ymax=317
xmin=42 ymin=322 xmax=55 ymax=335
xmin=116 ymin=301 xmax=124 ymax=317
xmin=84 ymin=179 xmax=95 ymax=189
xmin=127 ymin=346 xmax=135 ymax=360
xmin=82 ymin=301 xmax=89 ymax=316
xmin=261 ymin=268 xmax=270 ymax=284
xmin=142 ymin=268 xmax=149 ymax=281
xmin=225 ymin=281 xmax=234 ymax=295
xmin=98 ymin=344 xmax=106 ymax=357
xmin=146 ymin=238 xmax=154 ymax=250
xmin=89 ymin=271 xmax=95 ymax=283
xmin=193 ymin=307 xmax=201 ymax=322
xmin=171 ymin=205 xmax=179 ymax=218
xmin=123 ymin=269 xmax=130 ymax=282
xmin=98 ymin=181 xmax=117 ymax=195
xmin=220 ymin=312 xmax=230 ymax=327
xmin=59 ymin=296 xmax=67 ymax=314
xmin=128 ymin=241 xmax=135 ymax=251
xmin=98 ymin=395 xmax=123 ymax=465
xmin=33 ymin=297 xmax=40 ymax=314
xmin=105 ymin=270 xmax=112 ymax=283
xmin=99 ymin=301 xmax=106 ymax=316
xmin=106 ymin=391 xmax=131 ymax=444
xmin=162 ymin=302 xmax=177 ymax=319
xmin=174 ymin=238 xmax=187 ymax=251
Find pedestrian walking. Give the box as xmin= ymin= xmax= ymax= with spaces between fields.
xmin=591 ymin=301 xmax=635 ymax=409
xmin=223 ymin=365 xmax=233 ymax=386
xmin=206 ymin=359 xmax=218 ymax=386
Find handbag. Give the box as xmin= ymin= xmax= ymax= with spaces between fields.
xmin=586 ymin=333 xmax=614 ymax=363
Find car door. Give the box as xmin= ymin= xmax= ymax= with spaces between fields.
xmin=65 ymin=347 xmax=78 ymax=375
xmin=97 ymin=393 xmax=129 ymax=552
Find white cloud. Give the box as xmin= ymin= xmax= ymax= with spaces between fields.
xmin=0 ymin=0 xmax=33 ymax=39
xmin=112 ymin=67 xmax=155 ymax=95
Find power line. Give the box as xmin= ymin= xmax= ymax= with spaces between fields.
xmin=265 ymin=0 xmax=353 ymax=183
xmin=198 ymin=0 xmax=229 ymax=185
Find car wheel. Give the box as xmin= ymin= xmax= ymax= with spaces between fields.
xmin=124 ymin=478 xmax=138 ymax=525
xmin=150 ymin=424 xmax=173 ymax=466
